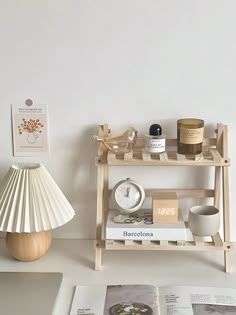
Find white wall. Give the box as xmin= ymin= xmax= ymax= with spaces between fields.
xmin=0 ymin=0 xmax=235 ymax=239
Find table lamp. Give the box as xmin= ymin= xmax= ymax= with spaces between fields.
xmin=0 ymin=163 xmax=75 ymax=261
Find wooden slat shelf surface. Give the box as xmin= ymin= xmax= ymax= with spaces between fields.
xmin=95 ymin=132 xmax=230 ymax=167
xmin=97 ymin=148 xmax=229 ymax=167
xmin=104 ymin=233 xmax=232 ymax=251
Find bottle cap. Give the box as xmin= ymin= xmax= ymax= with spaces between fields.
xmin=149 ymin=124 xmax=162 ymax=136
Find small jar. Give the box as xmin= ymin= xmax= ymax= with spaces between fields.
xmin=177 ymin=118 xmax=204 ymax=155
xmin=145 ymin=124 xmax=166 ymax=153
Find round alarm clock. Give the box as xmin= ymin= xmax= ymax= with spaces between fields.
xmin=111 ymin=178 xmax=145 ymax=216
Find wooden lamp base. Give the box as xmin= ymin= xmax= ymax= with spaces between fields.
xmin=6 ymin=231 xmax=52 ymax=262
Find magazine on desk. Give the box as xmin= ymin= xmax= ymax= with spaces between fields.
xmin=70 ymin=284 xmax=236 ymax=315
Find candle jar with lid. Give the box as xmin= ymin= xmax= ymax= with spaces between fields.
xmin=177 ymin=118 xmax=204 ymax=155
xmin=145 ymin=124 xmax=166 ymax=153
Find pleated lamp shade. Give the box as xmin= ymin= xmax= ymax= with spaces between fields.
xmin=0 ymin=163 xmax=75 ymax=233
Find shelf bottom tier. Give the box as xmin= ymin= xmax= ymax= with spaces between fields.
xmin=96 ymin=233 xmax=232 ymax=251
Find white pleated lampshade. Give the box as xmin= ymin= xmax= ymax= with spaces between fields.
xmin=0 ymin=163 xmax=75 ymax=233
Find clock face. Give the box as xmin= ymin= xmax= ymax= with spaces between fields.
xmin=112 ymin=179 xmax=145 ymax=213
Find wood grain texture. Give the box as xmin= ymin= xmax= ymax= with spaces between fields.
xmin=6 ymin=231 xmax=52 ymax=262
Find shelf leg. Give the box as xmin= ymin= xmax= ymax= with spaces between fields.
xmin=224 ymin=250 xmax=232 ymax=273
xmin=222 ymin=166 xmax=231 ymax=273
xmin=95 ymin=162 xmax=108 ymax=271
xmin=214 ymin=166 xmax=221 ymax=208
xmin=95 ymin=165 xmax=104 ymax=271
xmin=95 ymin=246 xmax=102 ymax=271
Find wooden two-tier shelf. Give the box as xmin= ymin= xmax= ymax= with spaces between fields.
xmin=94 ymin=123 xmax=232 ymax=272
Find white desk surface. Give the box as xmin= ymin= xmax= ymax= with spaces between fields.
xmin=0 ymin=239 xmax=235 ymax=315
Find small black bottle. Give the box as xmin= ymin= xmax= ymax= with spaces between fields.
xmin=145 ymin=124 xmax=166 ymax=153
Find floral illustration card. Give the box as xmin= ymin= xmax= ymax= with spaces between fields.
xmin=12 ymin=101 xmax=49 ymax=156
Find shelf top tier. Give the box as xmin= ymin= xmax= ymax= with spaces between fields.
xmin=95 ymin=123 xmax=229 ymax=167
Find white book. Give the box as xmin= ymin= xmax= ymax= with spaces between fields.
xmin=106 ymin=210 xmax=186 ymax=241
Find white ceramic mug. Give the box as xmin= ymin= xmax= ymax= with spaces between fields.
xmin=188 ymin=205 xmax=220 ymax=236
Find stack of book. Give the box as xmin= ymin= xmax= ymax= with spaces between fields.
xmin=106 ymin=209 xmax=187 ymax=241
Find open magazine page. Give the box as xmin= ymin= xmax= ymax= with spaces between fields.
xmin=158 ymin=286 xmax=236 ymax=315
xmin=70 ymin=284 xmax=159 ymax=315
xmin=69 ymin=285 xmax=107 ymax=314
